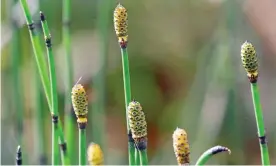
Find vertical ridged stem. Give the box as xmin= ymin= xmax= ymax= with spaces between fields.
xmin=195 ymin=146 xmax=231 ymax=165
xmin=135 ymin=150 xmax=140 ymax=165
xmin=62 ymin=0 xmax=75 ymax=164
xmin=11 ymin=0 xmax=24 ymax=160
xmin=40 ymin=11 xmax=59 ymax=166
xmin=120 ymin=48 xmax=136 ymax=165
xmin=79 ymin=127 xmax=86 ymax=165
xmin=90 ymin=0 xmax=111 ymax=154
xmin=19 ymin=0 xmax=51 ymax=110
xmin=139 ymin=150 xmax=148 ymax=165
xmin=34 ymin=69 xmax=48 ymax=164
xmin=250 ymin=83 xmax=270 ymax=165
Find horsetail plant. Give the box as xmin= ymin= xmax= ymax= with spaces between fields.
xmin=20 ymin=3 xmax=70 ymax=164
xmin=71 ymin=83 xmax=89 ymax=165
xmin=128 ymin=100 xmax=148 ymax=165
xmin=240 ymin=41 xmax=271 ymax=165
xmin=34 ymin=69 xmax=48 ymax=164
xmin=90 ymin=0 xmax=112 ymax=154
xmin=19 ymin=0 xmax=51 ymax=110
xmin=40 ymin=11 xmax=61 ymax=165
xmin=113 ymin=4 xmax=136 ymax=165
xmin=16 ymin=146 xmax=22 ymax=165
xmin=195 ymin=146 xmax=231 ymax=165
xmin=172 ymin=128 xmax=190 ymax=165
xmin=11 ymin=0 xmax=24 ymax=153
xmin=62 ymin=0 xmax=76 ymax=164
xmin=87 ymin=142 xmax=104 ymax=165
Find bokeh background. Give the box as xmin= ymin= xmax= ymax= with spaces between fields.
xmin=1 ymin=0 xmax=276 ymax=165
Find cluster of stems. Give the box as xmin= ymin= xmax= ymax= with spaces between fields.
xmin=240 ymin=41 xmax=270 ymax=166
xmin=20 ymin=0 xmax=69 ymax=165
xmin=16 ymin=1 xmax=271 ymax=166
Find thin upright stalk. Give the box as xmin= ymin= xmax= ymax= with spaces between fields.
xmin=113 ymin=4 xmax=136 ymax=164
xmin=11 ymin=0 xmax=24 ymax=160
xmin=121 ymin=48 xmax=136 ymax=165
xmin=79 ymin=128 xmax=86 ymax=165
xmin=62 ymin=0 xmax=76 ymax=164
xmin=34 ymin=69 xmax=47 ymax=164
xmin=135 ymin=150 xmax=140 ymax=165
xmin=195 ymin=146 xmax=231 ymax=165
xmin=250 ymin=83 xmax=270 ymax=165
xmin=240 ymin=41 xmax=271 ymax=166
xmin=71 ymin=84 xmax=89 ymax=166
xmin=139 ymin=150 xmax=148 ymax=165
xmin=90 ymin=0 xmax=111 ymax=153
xmin=19 ymin=0 xmax=51 ymax=109
xmin=40 ymin=11 xmax=59 ymax=165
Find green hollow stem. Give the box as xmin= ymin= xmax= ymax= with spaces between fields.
xmin=90 ymin=0 xmax=111 ymax=154
xmin=11 ymin=0 xmax=24 ymax=155
xmin=250 ymin=83 xmax=270 ymax=165
xmin=34 ymin=70 xmax=48 ymax=164
xmin=62 ymin=0 xmax=76 ymax=164
xmin=19 ymin=0 xmax=51 ymax=109
xmin=195 ymin=146 xmax=231 ymax=165
xmin=135 ymin=150 xmax=140 ymax=165
xmin=79 ymin=128 xmax=86 ymax=166
xmin=40 ymin=11 xmax=60 ymax=165
xmin=139 ymin=150 xmax=148 ymax=166
xmin=20 ymin=1 xmax=68 ymax=164
xmin=120 ymin=47 xmax=136 ymax=165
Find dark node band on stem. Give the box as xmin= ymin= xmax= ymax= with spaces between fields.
xmin=39 ymin=155 xmax=48 ymax=165
xmin=16 ymin=146 xmax=22 ymax=165
xmin=134 ymin=137 xmax=148 ymax=151
xmin=248 ymin=73 xmax=258 ymax=83
xmin=59 ymin=142 xmax=68 ymax=152
xmin=63 ymin=20 xmax=71 ymax=27
xmin=259 ymin=135 xmax=267 ymax=144
xmin=17 ymin=122 xmax=23 ymax=134
xmin=128 ymin=130 xmax=135 ymax=143
xmin=40 ymin=11 xmax=46 ymax=21
xmin=27 ymin=23 xmax=35 ymax=31
xmin=77 ymin=116 xmax=88 ymax=129
xmin=211 ymin=146 xmax=230 ymax=155
xmin=45 ymin=37 xmax=52 ymax=48
xmin=51 ymin=115 xmax=59 ymax=124
xmin=78 ymin=123 xmax=86 ymax=129
xmin=119 ymin=38 xmax=128 ymax=49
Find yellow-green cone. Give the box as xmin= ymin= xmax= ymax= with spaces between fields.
xmin=113 ymin=3 xmax=128 ymax=48
xmin=71 ymin=84 xmax=88 ymax=118
xmin=87 ymin=142 xmax=104 ymax=165
xmin=128 ymin=100 xmax=147 ymax=142
xmin=172 ymin=128 xmax=190 ymax=165
xmin=241 ymin=41 xmax=258 ymax=83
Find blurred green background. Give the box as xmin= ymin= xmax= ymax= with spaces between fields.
xmin=1 ymin=0 xmax=276 ymax=165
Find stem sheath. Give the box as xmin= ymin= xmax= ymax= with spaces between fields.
xmin=79 ymin=129 xmax=86 ymax=165
xmin=120 ymin=48 xmax=136 ymax=165
xmin=250 ymin=83 xmax=270 ymax=165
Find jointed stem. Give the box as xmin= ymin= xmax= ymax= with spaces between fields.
xmin=195 ymin=146 xmax=231 ymax=165
xmin=139 ymin=150 xmax=148 ymax=166
xmin=62 ymin=0 xmax=76 ymax=164
xmin=20 ymin=0 xmax=51 ymax=108
xmin=40 ymin=11 xmax=60 ymax=165
xmin=120 ymin=48 xmax=136 ymax=165
xmin=250 ymin=83 xmax=270 ymax=165
xmin=79 ymin=128 xmax=86 ymax=165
